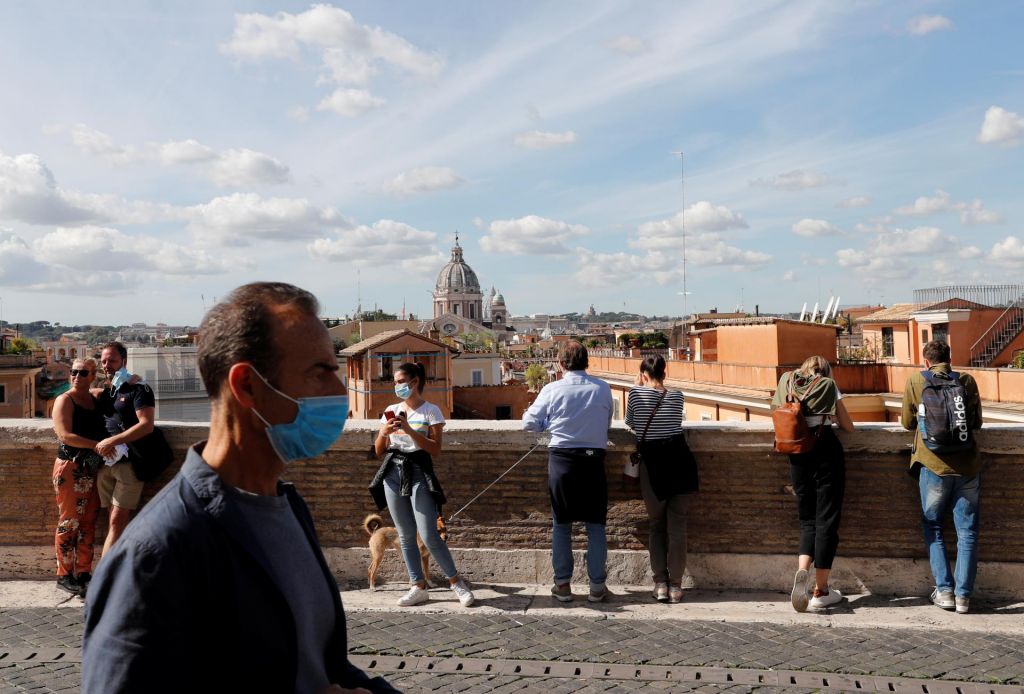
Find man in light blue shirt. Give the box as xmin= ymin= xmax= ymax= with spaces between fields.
xmin=523 ymin=340 xmax=613 ymax=603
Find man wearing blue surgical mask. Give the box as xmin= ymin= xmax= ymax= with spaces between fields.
xmin=83 ymin=282 xmax=397 ymax=694
xmin=94 ymin=340 xmax=154 ymax=561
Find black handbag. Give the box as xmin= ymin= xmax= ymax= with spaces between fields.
xmin=126 ymin=427 xmax=174 ymax=482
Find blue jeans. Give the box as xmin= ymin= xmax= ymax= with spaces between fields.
xmin=552 ymin=521 xmax=607 ymax=586
xmin=919 ymin=466 xmax=981 ymax=598
xmin=383 ymin=464 xmax=458 ymax=583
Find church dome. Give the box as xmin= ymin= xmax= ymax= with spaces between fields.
xmin=435 ymin=237 xmax=480 ymax=294
xmin=493 ymin=293 xmax=505 ymax=305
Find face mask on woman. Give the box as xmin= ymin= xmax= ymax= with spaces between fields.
xmin=395 ymin=382 xmax=413 ymax=400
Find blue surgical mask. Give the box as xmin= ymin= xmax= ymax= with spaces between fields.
xmin=395 ymin=382 xmax=413 ymax=400
xmin=111 ymin=367 xmax=131 ymax=390
xmin=250 ymin=368 xmax=349 ymax=464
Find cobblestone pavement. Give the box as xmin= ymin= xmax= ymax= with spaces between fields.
xmin=3 ymin=608 xmax=1024 ymax=692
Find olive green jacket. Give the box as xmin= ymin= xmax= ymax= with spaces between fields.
xmin=900 ymin=363 xmax=982 ymax=476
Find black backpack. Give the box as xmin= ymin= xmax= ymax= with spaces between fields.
xmin=918 ymin=370 xmax=974 ymax=454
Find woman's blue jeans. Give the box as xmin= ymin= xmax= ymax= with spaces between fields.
xmin=919 ymin=466 xmax=980 ymax=598
xmin=383 ymin=464 xmax=457 ymax=583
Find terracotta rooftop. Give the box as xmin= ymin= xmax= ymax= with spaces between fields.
xmin=339 ymin=329 xmax=454 ymax=357
xmin=857 ymin=303 xmax=933 ymax=323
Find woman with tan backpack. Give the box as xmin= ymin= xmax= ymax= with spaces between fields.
xmin=771 ymin=356 xmax=854 ymax=612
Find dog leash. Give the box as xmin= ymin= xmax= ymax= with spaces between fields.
xmin=447 ymin=440 xmax=545 ymax=521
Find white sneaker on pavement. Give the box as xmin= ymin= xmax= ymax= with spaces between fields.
xmin=809 ymin=587 xmax=843 ymax=609
xmin=397 ymin=584 xmax=429 ymax=607
xmin=930 ymin=588 xmax=955 ymax=611
xmin=955 ymin=596 xmax=970 ymax=614
xmin=451 ymin=579 xmax=475 ymax=607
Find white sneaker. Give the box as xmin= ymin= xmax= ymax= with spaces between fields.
xmin=791 ymin=569 xmax=810 ymax=613
xmin=397 ymin=584 xmax=429 ymax=607
xmin=930 ymin=588 xmax=955 ymax=611
xmin=451 ymin=579 xmax=475 ymax=607
xmin=955 ymin=596 xmax=970 ymax=614
xmin=809 ymin=587 xmax=843 ymax=609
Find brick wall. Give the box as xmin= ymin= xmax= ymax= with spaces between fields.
xmin=3 ymin=420 xmax=1023 ymax=565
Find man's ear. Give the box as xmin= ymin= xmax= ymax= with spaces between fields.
xmin=226 ymin=363 xmax=258 ymax=409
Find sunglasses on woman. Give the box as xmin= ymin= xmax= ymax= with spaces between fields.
xmin=70 ymin=369 xmax=92 ymax=377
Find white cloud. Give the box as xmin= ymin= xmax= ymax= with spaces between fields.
xmin=749 ymin=169 xmax=839 ymax=191
xmin=629 ymin=203 xmax=765 ymax=267
xmin=990 ymin=236 xmax=1024 ymax=268
xmin=208 ymin=148 xmax=291 ymax=187
xmin=633 ymin=202 xmax=747 ymax=251
xmin=317 ymin=88 xmax=386 ymax=117
xmin=835 ymin=250 xmax=916 ymax=281
xmin=186 ymin=193 xmax=343 ymax=246
xmin=480 ymin=215 xmax=589 ymax=255
xmin=837 ymin=195 xmax=871 ymax=209
xmin=605 ymin=35 xmax=650 ymax=56
xmin=0 ymin=226 xmax=231 ymax=293
xmin=894 ymin=190 xmax=1003 ymax=225
xmin=894 ymin=189 xmax=954 ymax=216
xmin=958 ymin=245 xmax=982 ymax=259
xmin=52 ymin=125 xmax=291 ymax=186
xmin=906 ymin=15 xmax=953 ymax=36
xmin=977 ymin=106 xmax=1024 ymax=147
xmin=308 ymin=219 xmax=443 ymax=273
xmin=873 ymin=226 xmax=946 ymax=255
xmin=157 ymin=139 xmax=216 ymax=165
xmin=959 ymin=199 xmax=1004 ymax=226
xmin=792 ymin=218 xmax=842 ymax=237
xmin=687 ymin=236 xmax=771 ymax=267
xmin=513 ymin=130 xmax=578 ymax=150
xmin=33 ymin=226 xmax=234 ymax=276
xmin=782 ymin=270 xmax=795 ymax=281
xmin=573 ymin=249 xmax=683 ymax=288
xmin=0 ymin=229 xmax=51 ymax=286
xmin=221 ymin=5 xmax=442 ymax=115
xmin=384 ymin=167 xmax=463 ymax=196
xmin=0 ymin=150 xmax=103 ymax=225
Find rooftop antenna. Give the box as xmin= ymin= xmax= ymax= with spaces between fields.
xmin=821 ymin=296 xmax=835 ymax=324
xmin=356 ymin=268 xmax=362 ymax=318
xmin=671 ymin=150 xmax=687 ymax=321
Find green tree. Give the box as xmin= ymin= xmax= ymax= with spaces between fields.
xmin=9 ymin=337 xmax=38 ymax=354
xmin=524 ymin=363 xmax=550 ymax=392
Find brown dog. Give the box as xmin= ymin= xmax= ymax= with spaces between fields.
xmin=364 ymin=513 xmax=448 ymax=590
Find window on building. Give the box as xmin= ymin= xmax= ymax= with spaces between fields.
xmin=469 ymin=304 xmax=476 ymax=319
xmin=380 ymin=356 xmax=393 ymax=381
xmin=933 ymin=323 xmax=949 ymax=346
xmin=700 ymin=412 xmax=712 ymax=421
xmin=881 ymin=327 xmax=894 ymax=357
xmin=0 ymin=384 xmax=6 ymax=403
xmin=495 ymin=314 xmax=503 ymax=325
xmin=453 ymin=304 xmax=460 ymax=316
xmin=495 ymin=405 xmax=512 ymax=420
xmin=921 ymin=329 xmax=928 ymax=346
xmin=471 ymin=369 xmax=483 ymax=386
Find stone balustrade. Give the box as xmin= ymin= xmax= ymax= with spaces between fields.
xmin=3 ymin=420 xmax=1022 ymax=597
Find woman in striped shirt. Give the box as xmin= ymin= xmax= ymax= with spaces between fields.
xmin=625 ymin=355 xmax=696 ymax=604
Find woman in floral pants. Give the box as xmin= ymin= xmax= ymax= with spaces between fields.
xmin=51 ymin=359 xmax=107 ymax=597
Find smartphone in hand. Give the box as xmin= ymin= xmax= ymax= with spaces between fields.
xmin=384 ymin=410 xmax=396 ymax=421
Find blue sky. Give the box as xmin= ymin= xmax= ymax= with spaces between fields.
xmin=1 ymin=1 xmax=1022 ymax=325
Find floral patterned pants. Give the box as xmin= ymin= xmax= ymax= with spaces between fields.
xmin=52 ymin=459 xmax=100 ymax=577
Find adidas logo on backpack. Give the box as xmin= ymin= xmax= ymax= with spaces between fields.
xmin=918 ymin=370 xmax=974 ymax=454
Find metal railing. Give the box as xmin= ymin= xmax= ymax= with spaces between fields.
xmin=150 ymin=378 xmax=205 ymax=394
xmin=969 ymin=304 xmax=1024 ymax=367
xmin=914 ymin=284 xmax=1024 ymax=307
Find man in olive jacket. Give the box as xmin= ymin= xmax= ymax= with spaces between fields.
xmin=900 ymin=340 xmax=982 ymax=615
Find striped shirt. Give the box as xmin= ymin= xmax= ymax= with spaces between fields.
xmin=625 ymin=387 xmax=684 ymax=440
